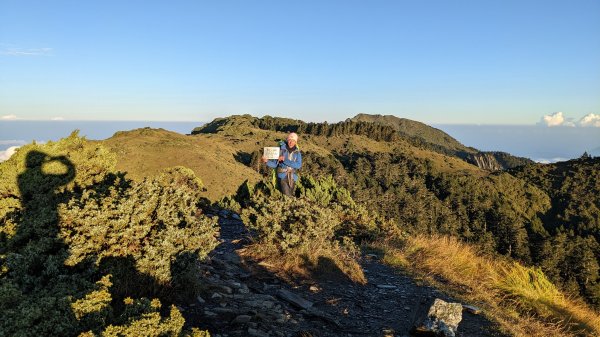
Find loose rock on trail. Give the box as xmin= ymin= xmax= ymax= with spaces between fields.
xmin=181 ymin=210 xmax=508 ymax=337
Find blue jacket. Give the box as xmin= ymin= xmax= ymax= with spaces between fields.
xmin=266 ymin=144 xmax=302 ymax=181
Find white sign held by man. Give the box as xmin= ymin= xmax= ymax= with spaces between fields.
xmin=263 ymin=147 xmax=280 ymax=160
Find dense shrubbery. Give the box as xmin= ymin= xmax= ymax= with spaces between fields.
xmin=235 ymin=175 xmax=390 ymax=283
xmin=0 ymin=133 xmax=216 ymax=336
xmin=510 ymin=158 xmax=600 ymax=306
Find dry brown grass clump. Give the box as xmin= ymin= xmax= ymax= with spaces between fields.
xmin=240 ymin=196 xmax=366 ymax=284
xmin=377 ymin=235 xmax=600 ymax=337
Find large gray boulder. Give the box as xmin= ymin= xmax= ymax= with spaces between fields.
xmin=412 ymin=298 xmax=463 ymax=337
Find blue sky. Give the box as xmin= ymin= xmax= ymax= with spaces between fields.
xmin=1 ymin=0 xmax=599 ymax=124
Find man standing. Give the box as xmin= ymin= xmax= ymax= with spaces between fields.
xmin=262 ymin=132 xmax=302 ymax=196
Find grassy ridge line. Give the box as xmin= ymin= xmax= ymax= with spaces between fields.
xmin=101 ymin=128 xmax=265 ymax=200
xmin=101 ymin=126 xmax=485 ymax=202
xmin=377 ymin=235 xmax=600 ymax=337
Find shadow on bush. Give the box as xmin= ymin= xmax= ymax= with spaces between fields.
xmin=1 ymin=136 xmax=215 ymax=336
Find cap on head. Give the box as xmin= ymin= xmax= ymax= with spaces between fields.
xmin=287 ymin=132 xmax=298 ymax=142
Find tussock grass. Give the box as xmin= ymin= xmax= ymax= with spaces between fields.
xmin=240 ymin=241 xmax=366 ymax=285
xmin=377 ymin=235 xmax=600 ymax=337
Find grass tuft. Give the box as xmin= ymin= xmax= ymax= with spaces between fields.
xmin=377 ymin=235 xmax=600 ymax=337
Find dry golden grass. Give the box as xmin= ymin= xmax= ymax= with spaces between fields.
xmin=101 ymin=128 xmax=263 ymax=200
xmin=239 ymin=242 xmax=367 ymax=285
xmin=376 ymin=235 xmax=600 ymax=337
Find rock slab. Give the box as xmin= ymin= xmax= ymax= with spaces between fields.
xmin=413 ymin=298 xmax=463 ymax=337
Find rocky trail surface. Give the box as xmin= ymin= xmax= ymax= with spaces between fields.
xmin=181 ymin=211 xmax=508 ymax=337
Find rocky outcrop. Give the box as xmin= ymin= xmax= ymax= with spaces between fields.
xmin=413 ymin=298 xmax=463 ymax=337
xmin=465 ymin=151 xmax=533 ymax=170
xmin=466 ymin=153 xmax=504 ymax=170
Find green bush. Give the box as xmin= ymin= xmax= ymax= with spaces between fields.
xmin=0 ymin=133 xmax=215 ymax=336
xmin=236 ymin=175 xmax=390 ymax=282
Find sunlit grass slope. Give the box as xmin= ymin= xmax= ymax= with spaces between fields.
xmin=377 ymin=235 xmax=600 ymax=337
xmin=101 ymin=121 xmax=486 ymax=201
xmin=101 ymin=128 xmax=264 ymax=200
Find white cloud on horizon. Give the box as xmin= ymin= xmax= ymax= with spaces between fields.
xmin=534 ymin=157 xmax=570 ymax=164
xmin=1 ymin=114 xmax=18 ymax=120
xmin=540 ymin=112 xmax=575 ymax=127
xmin=0 ymin=146 xmax=20 ymax=162
xmin=539 ymin=112 xmax=600 ymax=127
xmin=0 ymin=47 xmax=52 ymax=56
xmin=51 ymin=116 xmax=65 ymax=121
xmin=579 ymin=113 xmax=600 ymax=127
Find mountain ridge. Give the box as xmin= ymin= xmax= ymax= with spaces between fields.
xmin=2 ymin=116 xmax=599 ymax=336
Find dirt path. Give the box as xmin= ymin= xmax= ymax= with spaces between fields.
xmin=182 ymin=212 xmax=508 ymax=337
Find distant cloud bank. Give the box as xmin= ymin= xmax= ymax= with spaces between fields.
xmin=1 ymin=114 xmax=18 ymax=120
xmin=539 ymin=112 xmax=600 ymax=127
xmin=0 ymin=47 xmax=52 ymax=56
xmin=0 ymin=146 xmax=19 ymax=162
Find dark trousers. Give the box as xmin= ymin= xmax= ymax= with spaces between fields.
xmin=279 ymin=176 xmax=295 ymax=197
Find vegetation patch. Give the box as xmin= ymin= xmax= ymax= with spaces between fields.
xmin=0 ymin=133 xmax=215 ymax=336
xmin=235 ymin=176 xmax=389 ymax=284
xmin=377 ymin=235 xmax=600 ymax=337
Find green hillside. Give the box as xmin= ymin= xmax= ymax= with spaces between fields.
xmin=350 ymin=113 xmax=474 ymax=154
xmin=350 ymin=113 xmax=532 ymax=169
xmin=508 ymin=157 xmax=600 ymax=304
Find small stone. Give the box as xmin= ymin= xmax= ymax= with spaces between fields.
xmin=213 ymin=307 xmax=237 ymax=314
xmin=377 ymin=284 xmax=398 ymax=290
xmin=382 ymin=328 xmax=395 ymax=337
xmin=197 ymin=295 xmax=206 ymax=304
xmin=462 ymin=304 xmax=482 ymax=315
xmin=309 ymin=285 xmax=320 ymax=292
xmin=204 ymin=310 xmax=217 ymax=317
xmin=232 ymin=315 xmax=252 ymax=324
xmin=232 ymin=213 xmax=242 ymax=220
xmin=216 ymin=285 xmax=233 ymax=294
xmin=211 ymin=293 xmax=223 ymax=300
xmin=247 ymin=328 xmax=269 ymax=337
xmin=277 ymin=289 xmax=313 ymax=310
xmin=404 ymin=306 xmax=411 ymax=311
xmin=229 ymin=281 xmax=242 ymax=288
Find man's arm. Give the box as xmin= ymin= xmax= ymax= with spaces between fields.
xmin=282 ymin=152 xmax=301 ymax=169
xmin=265 ymin=158 xmax=278 ymax=168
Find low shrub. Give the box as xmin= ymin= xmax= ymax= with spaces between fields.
xmin=0 ymin=133 xmax=215 ymax=336
xmin=236 ymin=175 xmax=390 ymax=283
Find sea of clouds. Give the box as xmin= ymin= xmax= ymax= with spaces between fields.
xmin=0 ymin=140 xmax=27 ymax=162
xmin=0 ymin=113 xmax=598 ymax=163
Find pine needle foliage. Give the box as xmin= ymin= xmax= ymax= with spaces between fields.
xmin=0 ymin=133 xmax=214 ymax=336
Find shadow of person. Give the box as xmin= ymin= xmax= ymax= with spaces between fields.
xmin=1 ymin=150 xmax=80 ymax=335
xmin=14 ymin=151 xmax=76 ymax=246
